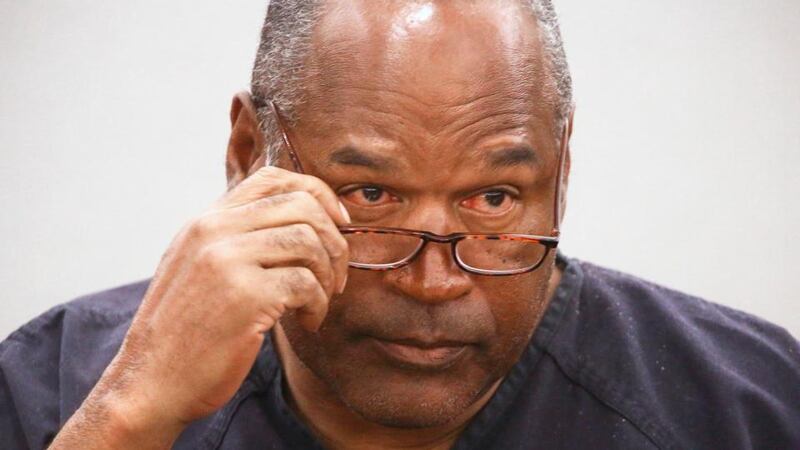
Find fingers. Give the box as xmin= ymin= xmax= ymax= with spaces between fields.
xmin=270 ymin=266 xmax=330 ymax=332
xmin=247 ymin=266 xmax=329 ymax=333
xmin=189 ymin=164 xmax=351 ymax=333
xmin=226 ymin=223 xmax=341 ymax=297
xmin=196 ymin=190 xmax=350 ymax=293
xmin=194 ymin=245 xmax=331 ymax=333
xmin=204 ymin=222 xmax=344 ymax=331
xmin=218 ymin=166 xmax=350 ymax=226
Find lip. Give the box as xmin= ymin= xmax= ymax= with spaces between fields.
xmin=370 ymin=337 xmax=470 ymax=370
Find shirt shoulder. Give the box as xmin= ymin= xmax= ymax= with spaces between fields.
xmin=0 ymin=280 xmax=150 ymax=449
xmin=4 ymin=279 xmax=148 ymax=343
xmin=543 ymin=258 xmax=800 ymax=449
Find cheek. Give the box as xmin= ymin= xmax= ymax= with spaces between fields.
xmin=478 ymin=263 xmax=553 ymax=360
xmin=277 ymin=272 xmax=387 ymax=363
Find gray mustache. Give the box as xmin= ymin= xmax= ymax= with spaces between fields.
xmin=337 ymin=295 xmax=496 ymax=344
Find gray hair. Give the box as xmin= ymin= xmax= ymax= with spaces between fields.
xmin=251 ymin=0 xmax=573 ymax=164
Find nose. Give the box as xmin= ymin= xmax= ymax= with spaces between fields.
xmin=383 ymin=241 xmax=474 ymax=304
xmin=382 ymin=208 xmax=473 ymax=305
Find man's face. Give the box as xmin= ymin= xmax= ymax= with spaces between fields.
xmin=277 ymin=0 xmax=565 ymax=428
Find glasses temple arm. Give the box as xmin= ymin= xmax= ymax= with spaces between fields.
xmin=269 ymin=101 xmax=306 ymax=174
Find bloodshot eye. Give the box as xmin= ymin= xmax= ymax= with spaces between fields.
xmin=340 ymin=186 xmax=399 ymax=207
xmin=460 ymin=190 xmax=515 ymax=214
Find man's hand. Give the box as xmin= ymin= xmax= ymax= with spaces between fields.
xmin=49 ymin=166 xmax=350 ymax=449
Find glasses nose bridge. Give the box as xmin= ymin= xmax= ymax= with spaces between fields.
xmin=420 ymin=232 xmax=461 ymax=244
xmin=414 ymin=234 xmax=464 ymax=266
xmin=402 ymin=234 xmax=467 ymax=275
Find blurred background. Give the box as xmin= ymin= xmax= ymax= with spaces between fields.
xmin=1 ymin=0 xmax=798 ymax=339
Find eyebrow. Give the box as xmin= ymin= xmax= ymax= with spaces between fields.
xmin=328 ymin=146 xmax=399 ymax=171
xmin=483 ymin=145 xmax=539 ymax=169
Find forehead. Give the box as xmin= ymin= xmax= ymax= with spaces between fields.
xmin=291 ymin=0 xmax=559 ymax=171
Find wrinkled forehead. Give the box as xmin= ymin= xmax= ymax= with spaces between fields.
xmin=300 ymin=0 xmax=557 ymax=131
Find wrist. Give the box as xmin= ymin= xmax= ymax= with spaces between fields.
xmin=71 ymin=371 xmax=188 ymax=450
xmin=51 ymin=390 xmax=186 ymax=450
xmin=101 ymin=391 xmax=186 ymax=449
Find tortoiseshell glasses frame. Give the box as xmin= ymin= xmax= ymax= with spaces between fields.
xmin=264 ymin=99 xmax=568 ymax=276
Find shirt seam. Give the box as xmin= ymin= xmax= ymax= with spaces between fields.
xmin=546 ymin=349 xmax=679 ymax=449
xmin=531 ymin=252 xmax=583 ymax=350
xmin=2 ymin=304 xmax=66 ymax=345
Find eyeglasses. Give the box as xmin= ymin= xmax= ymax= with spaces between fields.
xmin=264 ymin=99 xmax=568 ymax=276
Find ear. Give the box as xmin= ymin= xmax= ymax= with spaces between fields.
xmin=564 ymin=105 xmax=575 ymax=180
xmin=226 ymin=91 xmax=266 ymax=190
xmin=559 ymin=106 xmax=575 ymax=225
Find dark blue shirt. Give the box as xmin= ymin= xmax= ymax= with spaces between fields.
xmin=2 ymin=254 xmax=799 ymax=449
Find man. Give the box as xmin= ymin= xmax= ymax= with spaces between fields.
xmin=1 ymin=0 xmax=798 ymax=448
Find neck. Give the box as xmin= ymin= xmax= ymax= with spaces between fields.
xmin=274 ymin=263 xmax=564 ymax=450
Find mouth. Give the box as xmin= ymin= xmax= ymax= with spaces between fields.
xmin=369 ymin=336 xmax=471 ymax=371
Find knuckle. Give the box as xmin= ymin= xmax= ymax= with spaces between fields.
xmin=256 ymin=165 xmax=285 ymax=179
xmin=283 ymin=225 xmax=330 ymax=275
xmin=187 ymin=214 xmax=219 ymax=240
xmin=276 ymin=223 xmax=319 ymax=252
xmin=307 ymin=243 xmax=332 ymax=276
xmin=248 ymin=166 xmax=288 ymax=192
xmin=291 ymin=267 xmax=318 ymax=293
xmin=307 ymin=200 xmax=332 ymax=223
xmin=289 ymin=189 xmax=316 ymax=207
xmin=294 ymin=203 xmax=343 ymax=255
xmin=313 ymin=239 xmax=331 ymax=265
xmin=267 ymin=227 xmax=297 ymax=252
xmin=293 ymin=222 xmax=318 ymax=243
xmin=280 ymin=268 xmax=319 ymax=306
xmin=249 ymin=192 xmax=289 ymax=211
xmin=328 ymin=233 xmax=349 ymax=261
xmin=224 ymin=270 xmax=253 ymax=304
xmin=197 ymin=242 xmax=236 ymax=272
xmin=308 ymin=176 xmax=336 ymax=198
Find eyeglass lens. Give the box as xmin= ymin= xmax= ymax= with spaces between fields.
xmin=344 ymin=232 xmax=547 ymax=271
xmin=457 ymin=237 xmax=547 ymax=271
xmin=343 ymin=232 xmax=423 ymax=265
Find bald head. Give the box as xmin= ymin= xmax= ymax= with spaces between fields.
xmin=251 ymin=0 xmax=572 ymax=163
xmin=307 ymin=2 xmax=544 ymax=128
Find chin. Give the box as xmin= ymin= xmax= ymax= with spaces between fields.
xmin=284 ymin=326 xmax=503 ymax=429
xmin=334 ymin=371 xmax=488 ymax=428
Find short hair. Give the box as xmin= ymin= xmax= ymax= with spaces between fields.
xmin=251 ymin=0 xmax=573 ymax=164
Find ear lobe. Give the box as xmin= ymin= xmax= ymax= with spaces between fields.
xmin=226 ymin=91 xmax=265 ymax=190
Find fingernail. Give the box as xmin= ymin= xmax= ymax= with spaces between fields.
xmin=338 ymin=272 xmax=348 ymax=294
xmin=338 ymin=201 xmax=351 ymax=224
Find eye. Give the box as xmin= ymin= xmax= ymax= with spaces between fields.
xmin=340 ymin=186 xmax=400 ymax=207
xmin=460 ymin=190 xmax=516 ymax=214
